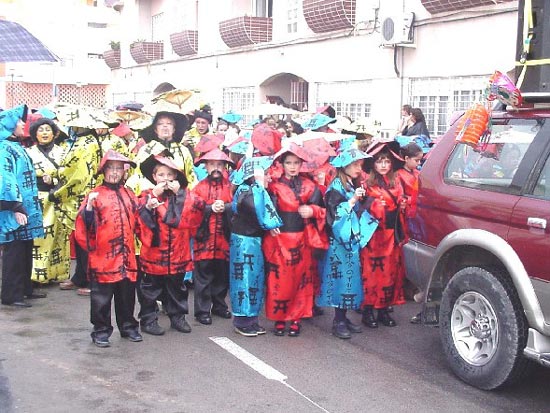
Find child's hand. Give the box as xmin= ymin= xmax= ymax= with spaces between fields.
xmin=270 ymin=228 xmax=280 ymax=237
xmin=298 ymin=205 xmax=313 ymax=219
xmin=167 ymin=180 xmax=180 ymax=194
xmin=152 ymin=182 xmax=166 ymax=197
xmin=212 ymin=200 xmax=224 ymax=214
xmin=146 ymin=195 xmax=163 ymax=210
xmin=86 ymin=192 xmax=99 ymax=210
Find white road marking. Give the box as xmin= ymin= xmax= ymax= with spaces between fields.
xmin=210 ymin=336 xmax=330 ymax=413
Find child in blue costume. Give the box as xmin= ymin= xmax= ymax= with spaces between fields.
xmin=317 ymin=148 xmax=378 ymax=339
xmin=229 ymin=157 xmax=282 ymax=337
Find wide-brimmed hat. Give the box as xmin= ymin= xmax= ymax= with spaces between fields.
xmin=194 ymin=148 xmax=235 ymax=167
xmin=218 ymin=111 xmax=243 ymax=124
xmin=251 ymin=123 xmax=283 ymax=156
xmin=139 ymin=111 xmax=189 ymax=143
xmin=195 ymin=134 xmax=224 ymax=154
xmin=97 ymin=149 xmax=136 ymax=174
xmin=365 ymin=137 xmax=403 ymax=161
xmin=111 ymin=122 xmax=132 ymax=138
xmin=343 ymin=117 xmax=381 ymax=137
xmin=140 ymin=152 xmax=188 ymax=188
xmin=330 ymin=148 xmax=371 ymax=168
xmin=230 ymin=155 xmax=274 ymax=186
xmin=54 ymin=104 xmax=111 ymax=129
xmin=0 ymin=104 xmax=27 ymax=140
xmin=272 ymin=142 xmax=310 ymax=163
xmin=301 ymin=113 xmax=336 ymax=131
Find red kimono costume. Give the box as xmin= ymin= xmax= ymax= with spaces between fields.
xmin=137 ymin=187 xmax=205 ymax=327
xmin=263 ymin=175 xmax=327 ymax=322
xmin=138 ymin=188 xmax=204 ymax=275
xmin=191 ymin=176 xmax=233 ymax=318
xmin=74 ymin=183 xmax=140 ymax=340
xmin=395 ymin=167 xmax=420 ymax=302
xmin=360 ymin=176 xmax=407 ymax=308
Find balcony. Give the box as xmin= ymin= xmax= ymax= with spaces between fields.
xmin=303 ymin=0 xmax=356 ymax=34
xmin=170 ymin=30 xmax=198 ymax=57
xmin=103 ymin=49 xmax=121 ymax=69
xmin=129 ymin=41 xmax=164 ymax=64
xmin=420 ymin=0 xmax=514 ymax=14
xmin=219 ymin=16 xmax=272 ymax=48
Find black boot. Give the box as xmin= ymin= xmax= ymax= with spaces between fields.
xmin=377 ymin=308 xmax=397 ymax=327
xmin=361 ymin=306 xmax=378 ymax=328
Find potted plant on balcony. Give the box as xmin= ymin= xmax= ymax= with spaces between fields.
xmin=129 ymin=39 xmax=164 ymax=64
xmin=103 ymin=41 xmax=121 ymax=69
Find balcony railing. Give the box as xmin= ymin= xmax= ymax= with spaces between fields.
xmin=103 ymin=49 xmax=121 ymax=69
xmin=219 ymin=16 xmax=272 ymax=48
xmin=303 ymin=0 xmax=355 ymax=34
xmin=129 ymin=41 xmax=164 ymax=64
xmin=170 ymin=30 xmax=198 ymax=57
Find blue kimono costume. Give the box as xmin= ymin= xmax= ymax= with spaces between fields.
xmin=317 ymin=177 xmax=377 ymax=309
xmin=0 ymin=106 xmax=44 ymax=243
xmin=229 ymin=182 xmax=282 ymax=317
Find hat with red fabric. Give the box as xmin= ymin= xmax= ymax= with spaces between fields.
xmin=194 ymin=148 xmax=235 ymax=167
xmin=194 ymin=133 xmax=224 ymax=154
xmin=112 ymin=122 xmax=132 ymax=138
xmin=365 ymin=137 xmax=404 ymax=161
xmin=97 ymin=149 xmax=136 ymax=174
xmin=23 ymin=112 xmax=43 ymax=137
xmin=272 ymin=142 xmax=310 ymax=163
xmin=251 ymin=123 xmax=283 ymax=156
xmin=140 ymin=152 xmax=188 ymax=188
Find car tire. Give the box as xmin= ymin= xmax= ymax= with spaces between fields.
xmin=440 ymin=266 xmax=531 ymax=390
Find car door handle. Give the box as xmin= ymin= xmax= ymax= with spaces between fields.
xmin=527 ymin=217 xmax=547 ymax=229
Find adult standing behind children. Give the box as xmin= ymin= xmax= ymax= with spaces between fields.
xmin=0 ymin=105 xmax=46 ymax=307
xmin=74 ymin=150 xmax=141 ymax=347
xmin=137 ymin=154 xmax=205 ymax=336
xmin=191 ymin=149 xmax=235 ymax=325
xmin=402 ymin=108 xmax=430 ymax=139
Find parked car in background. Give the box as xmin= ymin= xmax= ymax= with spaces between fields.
xmin=403 ymin=97 xmax=550 ymax=390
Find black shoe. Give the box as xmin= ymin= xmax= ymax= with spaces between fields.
xmin=212 ymin=308 xmax=232 ymax=319
xmin=141 ymin=321 xmax=165 ymax=336
xmin=121 ymin=330 xmax=143 ymax=342
xmin=273 ymin=322 xmax=286 ymax=336
xmin=361 ymin=308 xmax=378 ymax=328
xmin=234 ymin=326 xmax=257 ymax=337
xmin=332 ymin=320 xmax=351 ymax=339
xmin=252 ymin=324 xmax=266 ymax=335
xmin=288 ymin=321 xmax=301 ymax=337
xmin=2 ymin=300 xmax=32 ymax=308
xmin=410 ymin=312 xmax=422 ymax=324
xmin=196 ymin=314 xmax=212 ymax=325
xmin=377 ymin=309 xmax=397 ymax=327
xmin=92 ymin=336 xmax=110 ymax=348
xmin=345 ymin=318 xmax=362 ymax=333
xmin=25 ymin=292 xmax=47 ymax=299
xmin=171 ymin=316 xmax=192 ymax=333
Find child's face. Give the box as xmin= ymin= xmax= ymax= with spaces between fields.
xmin=343 ymin=159 xmax=364 ymax=179
xmin=104 ymin=161 xmax=125 ymax=184
xmin=405 ymin=153 xmax=423 ymax=171
xmin=374 ymin=156 xmax=393 ymax=176
xmin=282 ymin=154 xmax=302 ymax=178
xmin=153 ymin=165 xmax=177 ymax=184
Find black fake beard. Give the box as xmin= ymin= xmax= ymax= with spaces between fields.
xmin=208 ymin=170 xmax=223 ymax=181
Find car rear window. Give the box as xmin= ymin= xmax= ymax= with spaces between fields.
xmin=444 ymin=118 xmax=541 ymax=193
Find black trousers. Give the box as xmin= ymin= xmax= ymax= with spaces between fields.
xmin=1 ymin=240 xmax=33 ymax=304
xmin=90 ymin=278 xmax=138 ymax=339
xmin=193 ymin=259 xmax=229 ymax=316
xmin=139 ymin=273 xmax=188 ymax=325
xmin=71 ymin=241 xmax=89 ymax=288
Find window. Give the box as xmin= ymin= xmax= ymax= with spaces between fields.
xmin=287 ymin=0 xmax=299 ymax=33
xmin=409 ymin=76 xmax=488 ymax=137
xmin=223 ymin=87 xmax=256 ymax=125
xmin=255 ymin=0 xmax=273 ymax=17
xmin=316 ymin=80 xmax=372 ymax=120
xmin=444 ymin=118 xmax=539 ymax=194
xmin=532 ymin=154 xmax=550 ymax=199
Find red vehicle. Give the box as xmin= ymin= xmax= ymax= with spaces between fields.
xmin=403 ymin=97 xmax=550 ymax=390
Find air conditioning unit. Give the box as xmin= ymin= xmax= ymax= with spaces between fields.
xmin=380 ymin=12 xmax=415 ymax=46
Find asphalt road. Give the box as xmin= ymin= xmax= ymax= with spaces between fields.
xmin=1 ymin=279 xmax=549 ymax=413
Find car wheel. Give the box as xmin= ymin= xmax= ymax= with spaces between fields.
xmin=440 ymin=266 xmax=530 ymax=390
